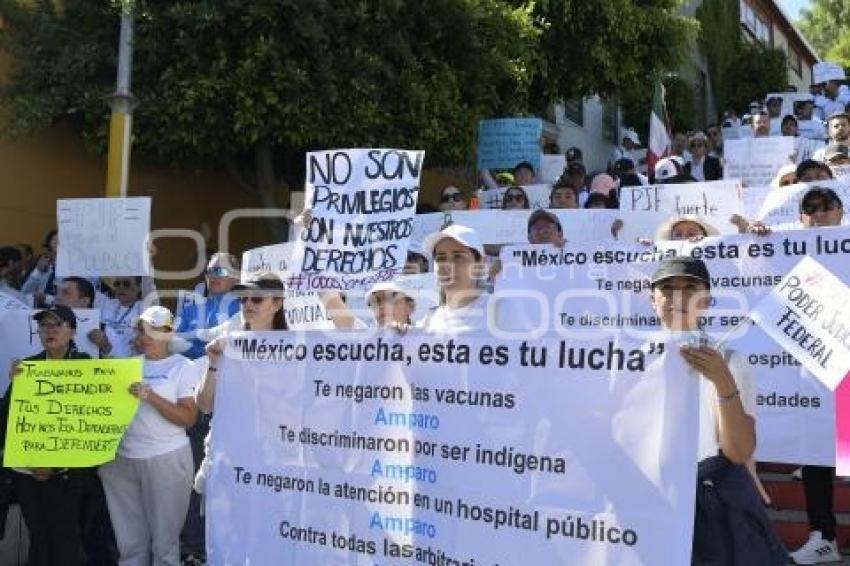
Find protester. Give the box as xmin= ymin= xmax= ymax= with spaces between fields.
xmin=648 ymin=258 xmax=786 ymax=565
xmin=322 ymin=281 xmax=416 ymax=330
xmin=813 ymin=62 xmax=849 ymax=121
xmin=613 ymin=157 xmax=648 ymax=186
xmin=20 ymin=229 xmax=58 ymax=307
xmin=527 ymin=209 xmax=566 ymax=247
xmin=88 ymin=277 xmax=144 ymax=358
xmin=671 ymin=131 xmax=693 ymax=162
xmin=438 ymin=186 xmax=467 ymax=212
xmin=501 ymin=186 xmax=530 ymax=210
xmin=548 ymin=182 xmax=579 ymax=209
xmin=706 ymin=123 xmax=724 ymax=158
xmin=655 ymin=217 xmax=719 ymax=242
xmin=560 ymin=162 xmax=589 ymax=204
xmin=752 ymin=110 xmax=771 ymax=138
xmin=420 ymin=224 xmax=489 ymax=333
xmin=781 ymin=114 xmax=799 ymax=137
xmin=1 ymin=305 xmax=90 ymax=566
xmin=174 ymin=253 xmax=241 ymax=360
xmin=512 ymin=162 xmax=536 ymax=186
xmin=0 ymin=246 xmax=29 ymax=305
xmin=813 ymin=112 xmax=850 ymax=161
xmin=795 ymin=97 xmax=828 ymax=140
xmin=55 ymin=277 xmax=95 ymax=309
xmin=766 ymin=95 xmax=784 ymax=135
xmin=194 ymin=273 xmax=286 ymax=415
xmin=796 ymin=160 xmax=834 ymax=183
xmin=611 ymin=129 xmax=641 ymax=166
xmin=584 ymin=193 xmax=614 ymax=209
xmin=788 ymin=188 xmax=845 ymax=565
xmin=564 ymin=146 xmax=583 ymax=166
xmin=98 ymin=306 xmax=199 ymax=566
xmin=404 ymin=249 xmax=430 ymax=274
xmin=688 ymin=132 xmax=722 ymax=181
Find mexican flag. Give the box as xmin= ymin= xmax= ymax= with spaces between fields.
xmin=647 ymin=81 xmax=671 ymax=174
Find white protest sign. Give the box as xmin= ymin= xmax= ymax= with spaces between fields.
xmin=751 ymin=257 xmax=850 ymax=390
xmin=240 ymin=243 xmax=332 ymax=330
xmin=496 ymin=227 xmax=850 ymax=465
xmin=618 ymin=181 xmax=744 ymax=240
xmin=477 ymin=118 xmax=543 ymax=171
xmin=540 ymin=155 xmax=566 ymax=184
xmin=411 ymin=209 xmax=621 ymax=250
xmin=476 ymin=184 xmax=551 ymax=210
xmin=297 ymin=149 xmax=424 ymax=292
xmin=743 ymin=180 xmax=850 ymax=228
xmin=0 ymin=308 xmax=100 ymax=393
xmin=724 ymin=137 xmax=795 ymax=188
xmin=206 ymin=331 xmax=698 ymax=566
xmin=56 ymin=198 xmax=152 ymax=277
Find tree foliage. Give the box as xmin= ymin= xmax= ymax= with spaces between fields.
xmin=0 ymin=0 xmax=694 ymax=213
xmin=696 ymin=0 xmax=787 ymax=115
xmin=799 ymin=0 xmax=850 ymax=66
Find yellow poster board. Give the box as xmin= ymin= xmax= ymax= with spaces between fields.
xmin=4 ymin=358 xmax=141 ymax=467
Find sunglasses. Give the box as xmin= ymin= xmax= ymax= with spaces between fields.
xmin=440 ymin=193 xmax=463 ymax=203
xmin=802 ymin=202 xmax=838 ymax=215
xmin=505 ymin=193 xmax=525 ymax=201
xmin=239 ymin=296 xmax=269 ymax=305
xmin=113 ymin=280 xmax=137 ymax=288
xmin=206 ymin=267 xmax=231 ymax=278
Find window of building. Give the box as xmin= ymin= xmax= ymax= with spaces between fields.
xmin=740 ymin=0 xmax=771 ymax=45
xmin=789 ymin=48 xmax=802 ymax=77
xmin=563 ymin=97 xmax=584 ymax=127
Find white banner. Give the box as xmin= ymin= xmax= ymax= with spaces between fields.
xmin=495 ymin=227 xmax=850 ymax=465
xmin=206 ymin=331 xmax=698 ymax=565
xmin=411 ymin=210 xmax=621 ymax=250
xmin=751 ymin=257 xmax=850 ymax=390
xmin=297 ymin=149 xmax=424 ymax=291
xmin=0 ymin=308 xmax=101 ymax=393
xmin=742 ymin=180 xmax=850 ymax=228
xmin=724 ymin=137 xmax=795 ymax=188
xmin=617 ymin=181 xmax=744 ymax=240
xmin=540 ymin=155 xmax=566 ymax=184
xmin=56 ymin=198 xmax=152 ymax=277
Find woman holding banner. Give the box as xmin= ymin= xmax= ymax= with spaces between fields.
xmin=648 ymin=257 xmax=786 ymax=564
xmin=192 ymin=274 xmax=286 ymax=500
xmin=420 ymin=224 xmax=491 ymax=333
xmin=1 ymin=305 xmax=90 ymax=566
xmin=98 ymin=306 xmax=199 ymax=566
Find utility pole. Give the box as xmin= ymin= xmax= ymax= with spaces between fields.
xmin=105 ymin=1 xmax=137 ymax=197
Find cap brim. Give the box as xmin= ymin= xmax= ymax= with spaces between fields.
xmin=651 ymin=272 xmax=710 ymax=287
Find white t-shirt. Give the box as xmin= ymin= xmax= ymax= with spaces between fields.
xmin=697 ymin=350 xmax=756 ymax=461
xmin=101 ymin=298 xmax=142 ymax=358
xmin=421 ymin=293 xmax=492 ymax=334
xmin=119 ymin=354 xmax=201 ymax=459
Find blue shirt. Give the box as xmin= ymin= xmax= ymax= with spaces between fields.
xmin=175 ymin=290 xmax=240 ymax=359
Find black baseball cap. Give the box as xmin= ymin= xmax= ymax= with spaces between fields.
xmin=650 ymin=257 xmax=711 ymax=289
xmin=800 ymin=187 xmax=843 ymax=214
xmin=232 ymin=273 xmax=285 ymax=294
xmin=34 ymin=305 xmax=77 ymax=329
xmin=565 ymin=147 xmax=583 ymax=161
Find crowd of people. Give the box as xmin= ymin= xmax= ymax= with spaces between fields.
xmin=0 ymin=59 xmax=848 ymax=566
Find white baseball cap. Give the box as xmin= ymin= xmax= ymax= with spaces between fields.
xmin=138 ymin=305 xmax=175 ymax=330
xmin=814 ymin=62 xmax=847 ymax=84
xmin=622 ymin=129 xmax=641 ymax=146
xmin=365 ymin=281 xmax=413 ymax=305
xmin=655 ymin=215 xmax=719 ymax=241
xmin=422 ymin=224 xmax=485 ymax=259
xmin=654 ymin=157 xmax=682 ymax=182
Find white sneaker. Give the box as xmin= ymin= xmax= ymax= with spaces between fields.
xmin=790 ymin=531 xmax=841 ymax=564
